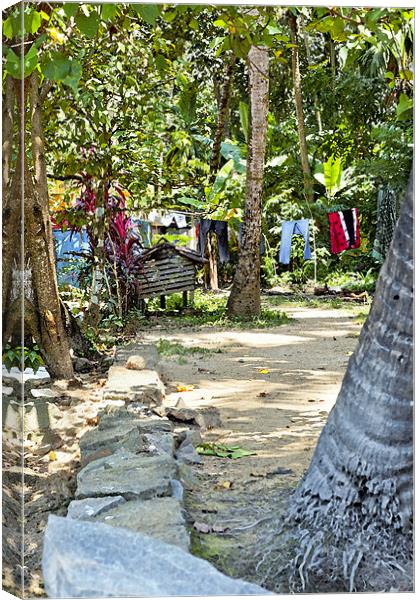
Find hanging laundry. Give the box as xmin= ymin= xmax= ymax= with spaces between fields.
xmin=53 ymin=228 xmax=90 ymax=287
xmin=132 ymin=219 xmax=152 ymax=248
xmin=372 ymin=187 xmax=397 ymax=263
xmin=328 ymin=208 xmax=360 ymax=254
xmin=198 ymin=219 xmax=230 ymax=263
xmin=238 ymin=223 xmax=266 ymax=255
xmin=148 ymin=210 xmax=188 ymax=229
xmin=279 ymin=219 xmax=312 ymax=264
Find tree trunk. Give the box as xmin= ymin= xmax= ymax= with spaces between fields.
xmin=227 ymin=46 xmax=269 ymax=317
xmin=288 ymin=12 xmax=314 ymax=202
xmin=2 ymin=73 xmax=74 ymax=379
xmin=279 ymin=172 xmax=413 ymax=592
xmin=2 ymin=76 xmax=19 ymax=314
xmin=300 ymin=15 xmax=323 ymax=133
xmin=204 ymin=53 xmax=236 ymax=290
xmin=209 ymin=53 xmax=236 ymax=178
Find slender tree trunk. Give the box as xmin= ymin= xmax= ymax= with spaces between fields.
xmin=280 ymin=172 xmax=413 ymax=592
xmin=204 ymin=53 xmax=236 ymax=290
xmin=300 ymin=15 xmax=323 ymax=133
xmin=288 ymin=12 xmax=314 ymax=202
xmin=227 ymin=46 xmax=269 ymax=317
xmin=209 ymin=52 xmax=236 ymax=178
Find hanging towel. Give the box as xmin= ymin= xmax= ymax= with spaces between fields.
xmin=238 ymin=223 xmax=266 ymax=255
xmin=198 ymin=219 xmax=230 ymax=263
xmin=279 ymin=219 xmax=312 ymax=264
xmin=372 ymin=187 xmax=397 ymax=263
xmin=328 ymin=208 xmax=360 ymax=254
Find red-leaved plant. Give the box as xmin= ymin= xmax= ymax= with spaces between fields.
xmin=54 ymin=174 xmax=145 ymax=315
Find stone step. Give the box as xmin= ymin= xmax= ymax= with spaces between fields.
xmin=42 ymin=515 xmax=271 ymax=597
xmin=75 ymin=450 xmax=177 ymax=501
xmin=95 ymin=496 xmax=190 ymax=551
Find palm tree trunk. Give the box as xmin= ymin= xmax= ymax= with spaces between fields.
xmin=288 ymin=12 xmax=314 ymax=202
xmin=283 ymin=171 xmax=413 ymax=592
xmin=227 ymin=45 xmax=269 ymax=317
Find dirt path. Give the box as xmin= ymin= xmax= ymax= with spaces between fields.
xmin=141 ymin=302 xmax=365 ymax=586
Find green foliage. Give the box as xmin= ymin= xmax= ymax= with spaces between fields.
xmin=2 ymin=344 xmax=45 ymax=373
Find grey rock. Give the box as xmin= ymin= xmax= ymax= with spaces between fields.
xmin=30 ymin=388 xmax=58 ymax=400
xmin=144 ymin=432 xmax=174 ymax=456
xmin=166 ymin=407 xmax=196 ymax=423
xmin=115 ymin=343 xmax=159 ymax=369
xmin=42 ymin=515 xmax=271 ymax=597
xmin=125 ymin=355 xmax=147 ymax=370
xmin=79 ymin=421 xmax=144 ymax=459
xmin=175 ymin=428 xmax=202 ymax=449
xmin=98 ymin=410 xmax=173 ymax=434
xmin=195 ymin=407 xmax=222 ymax=430
xmin=96 ymin=497 xmax=189 ymax=551
xmin=103 ymin=366 xmax=165 ymax=406
xmin=177 ymin=463 xmax=199 ymax=490
xmin=175 ymin=441 xmax=202 ymax=465
xmin=76 ymin=450 xmax=177 ymax=500
xmin=67 ymin=496 xmax=126 ymax=520
xmin=170 ymin=479 xmax=184 ymax=501
xmin=166 ymin=406 xmax=222 ymax=430
xmin=2 ymin=386 xmax=15 ymax=397
xmin=3 ymin=366 xmax=50 ymax=393
xmin=74 ymin=357 xmax=95 ymax=373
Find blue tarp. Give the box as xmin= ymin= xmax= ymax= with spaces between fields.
xmin=53 ymin=229 xmax=90 ymax=287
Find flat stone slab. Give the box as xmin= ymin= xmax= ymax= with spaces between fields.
xmin=103 ymin=366 xmax=165 ymax=406
xmin=96 ymin=497 xmax=189 ymax=551
xmin=79 ymin=421 xmax=145 ymax=459
xmin=2 ymin=399 xmax=70 ymax=433
xmin=43 ymin=515 xmax=271 ymax=597
xmin=30 ymin=388 xmax=58 ymax=400
xmin=79 ymin=421 xmax=174 ymax=460
xmin=98 ymin=410 xmax=172 ymax=434
xmin=76 ymin=450 xmax=177 ymax=500
xmin=67 ymin=496 xmax=126 ymax=520
xmin=115 ymin=343 xmax=159 ymax=369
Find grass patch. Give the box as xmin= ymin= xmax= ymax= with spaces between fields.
xmin=156 ymin=338 xmax=218 ymax=357
xmin=352 ymin=309 xmax=369 ymax=325
xmin=264 ymin=294 xmax=344 ymax=310
xmin=147 ymin=290 xmax=291 ymax=330
xmin=166 ymin=307 xmax=290 ymax=329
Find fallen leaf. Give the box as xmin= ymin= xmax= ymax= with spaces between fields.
xmin=48 ymin=451 xmax=57 ymax=461
xmin=258 ymin=391 xmax=268 ymax=397
xmin=212 ymin=524 xmax=229 ymax=533
xmin=193 ymin=521 xmax=211 ymax=534
xmin=259 ymin=368 xmax=270 ymax=374
xmin=221 ymin=480 xmax=232 ymax=489
xmin=176 ymin=384 xmax=195 ymax=392
xmin=86 ymin=415 xmax=100 ymax=426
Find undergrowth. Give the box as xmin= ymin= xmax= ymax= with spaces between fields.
xmin=145 ymin=290 xmax=291 ymax=330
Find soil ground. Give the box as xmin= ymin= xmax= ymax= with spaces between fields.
xmin=140 ymin=298 xmax=366 ymax=586
xmin=2 ymin=296 xmax=368 ymax=595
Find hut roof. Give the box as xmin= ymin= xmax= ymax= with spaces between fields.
xmin=139 ymin=240 xmax=207 ymax=265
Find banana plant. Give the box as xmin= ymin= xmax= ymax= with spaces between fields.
xmin=313 ymin=154 xmax=353 ymax=198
